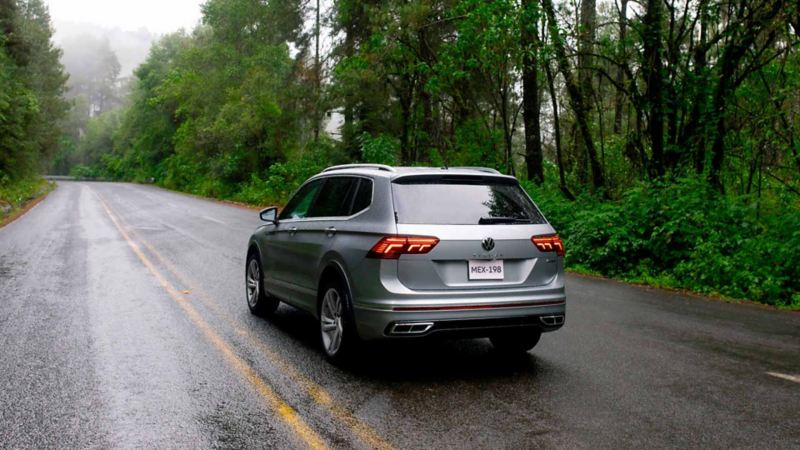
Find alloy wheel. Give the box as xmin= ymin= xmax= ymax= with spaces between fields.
xmin=246 ymin=258 xmax=260 ymax=308
xmin=320 ymin=288 xmax=344 ymax=356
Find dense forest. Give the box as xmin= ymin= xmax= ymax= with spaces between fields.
xmin=0 ymin=0 xmax=67 ymax=215
xmin=2 ymin=0 xmax=799 ymax=307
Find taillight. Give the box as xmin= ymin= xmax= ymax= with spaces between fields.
xmin=532 ymin=235 xmax=564 ymax=256
xmin=367 ymin=236 xmax=440 ymax=259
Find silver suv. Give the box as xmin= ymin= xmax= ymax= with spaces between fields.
xmin=246 ymin=165 xmax=566 ymax=362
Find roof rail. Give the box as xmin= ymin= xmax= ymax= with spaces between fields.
xmin=323 ymin=164 xmax=396 ymax=173
xmin=449 ymin=166 xmax=502 ymax=174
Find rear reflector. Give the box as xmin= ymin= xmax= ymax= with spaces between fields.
xmin=532 ymin=235 xmax=565 ymax=256
xmin=393 ymin=300 xmax=565 ymax=312
xmin=368 ymin=236 xmax=439 ymax=259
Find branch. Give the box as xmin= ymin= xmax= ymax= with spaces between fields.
xmin=563 ymin=50 xmax=642 ymax=99
xmin=733 ymin=38 xmax=800 ymax=89
xmin=421 ymin=14 xmax=468 ymax=30
xmin=765 ymin=171 xmax=800 ymax=196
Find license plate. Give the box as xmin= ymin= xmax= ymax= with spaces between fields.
xmin=468 ymin=260 xmax=504 ymax=280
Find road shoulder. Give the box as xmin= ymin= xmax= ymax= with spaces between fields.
xmin=566 ymin=270 xmax=800 ymax=313
xmin=0 ymin=179 xmax=55 ymax=229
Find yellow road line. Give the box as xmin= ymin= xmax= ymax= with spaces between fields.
xmin=766 ymin=372 xmax=800 ymax=384
xmin=112 ymin=195 xmax=394 ymax=450
xmin=94 ymin=191 xmax=328 ymax=450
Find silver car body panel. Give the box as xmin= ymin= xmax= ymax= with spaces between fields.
xmin=248 ymin=166 xmax=566 ymax=340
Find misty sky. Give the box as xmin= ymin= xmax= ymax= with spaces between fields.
xmin=47 ymin=0 xmax=204 ymax=34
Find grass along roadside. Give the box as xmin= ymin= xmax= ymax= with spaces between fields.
xmin=566 ymin=266 xmax=800 ymax=313
xmin=0 ymin=177 xmax=55 ymax=229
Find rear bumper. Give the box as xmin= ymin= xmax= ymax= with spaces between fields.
xmin=354 ymin=302 xmax=565 ymax=340
xmin=351 ymin=262 xmax=566 ymax=340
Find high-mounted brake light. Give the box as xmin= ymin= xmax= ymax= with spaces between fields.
xmin=368 ymin=236 xmax=440 ymax=259
xmin=532 ymin=235 xmax=565 ymax=256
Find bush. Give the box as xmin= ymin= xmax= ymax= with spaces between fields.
xmin=449 ymin=118 xmax=504 ymax=169
xmin=360 ymin=133 xmax=399 ymax=165
xmin=0 ymin=176 xmax=51 ymax=220
xmin=524 ymin=178 xmax=800 ymax=309
xmin=235 ymin=160 xmax=317 ymax=206
xmin=69 ymin=165 xmax=100 ymax=179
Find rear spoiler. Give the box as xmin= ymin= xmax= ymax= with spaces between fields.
xmin=391 ymin=173 xmax=518 ymax=185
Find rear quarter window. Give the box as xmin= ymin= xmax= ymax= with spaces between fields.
xmin=350 ymin=178 xmax=373 ymax=215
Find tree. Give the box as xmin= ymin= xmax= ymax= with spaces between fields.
xmin=576 ymin=0 xmax=596 ymax=183
xmin=612 ymin=0 xmax=627 ymax=135
xmin=61 ymin=0 xmax=800 ymax=212
xmin=642 ymin=0 xmax=665 ymax=177
xmin=542 ymin=0 xmax=604 ymax=190
xmin=0 ymin=0 xmax=68 ymax=178
xmin=521 ymin=0 xmax=543 ymax=183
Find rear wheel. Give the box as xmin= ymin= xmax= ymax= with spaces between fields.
xmin=246 ymin=251 xmax=279 ymax=316
xmin=490 ymin=329 xmax=542 ymax=353
xmin=319 ymin=280 xmax=358 ymax=363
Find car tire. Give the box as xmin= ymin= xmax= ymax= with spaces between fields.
xmin=319 ymin=278 xmax=359 ymax=364
xmin=490 ymin=329 xmax=542 ymax=353
xmin=246 ymin=251 xmax=279 ymax=316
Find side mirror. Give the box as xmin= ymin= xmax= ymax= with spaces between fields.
xmin=259 ymin=206 xmax=278 ymax=224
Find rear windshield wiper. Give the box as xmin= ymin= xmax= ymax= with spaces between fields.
xmin=478 ymin=216 xmax=533 ymax=224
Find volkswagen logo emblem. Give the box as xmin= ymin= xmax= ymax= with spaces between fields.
xmin=482 ymin=237 xmax=495 ymax=251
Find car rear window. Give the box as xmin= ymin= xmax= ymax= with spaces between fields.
xmin=391 ymin=175 xmax=546 ymax=225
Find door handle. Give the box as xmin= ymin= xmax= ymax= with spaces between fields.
xmin=289 ymin=226 xmax=298 ymax=236
xmin=325 ymin=226 xmax=336 ymax=237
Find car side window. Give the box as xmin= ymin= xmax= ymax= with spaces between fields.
xmin=308 ymin=177 xmax=359 ymax=218
xmin=349 ymin=178 xmax=373 ymax=215
xmin=280 ymin=180 xmax=323 ymax=220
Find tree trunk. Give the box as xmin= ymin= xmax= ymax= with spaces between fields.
xmin=313 ymin=0 xmax=321 ymax=141
xmin=521 ymin=0 xmax=543 ymax=184
xmin=545 ymin=60 xmax=574 ymax=200
xmin=682 ymin=1 xmax=708 ymax=174
xmin=613 ymin=0 xmax=627 ymax=135
xmin=417 ymin=27 xmax=435 ymax=163
xmin=757 ymin=70 xmax=800 ymax=173
xmin=501 ymin=82 xmax=514 ymax=175
xmin=643 ymin=0 xmax=665 ymax=177
xmin=542 ymin=0 xmax=604 ymax=190
xmin=342 ymin=20 xmax=357 ymax=158
xmin=707 ymin=0 xmax=783 ymax=190
xmin=399 ymin=78 xmax=413 ymax=164
xmin=576 ymin=0 xmax=596 ymax=184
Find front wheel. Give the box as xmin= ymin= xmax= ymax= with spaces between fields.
xmin=319 ymin=281 xmax=358 ymax=363
xmin=246 ymin=252 xmax=279 ymax=316
xmin=490 ymin=329 xmax=542 ymax=353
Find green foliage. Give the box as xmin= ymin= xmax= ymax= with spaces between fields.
xmin=234 ymin=140 xmax=343 ymax=205
xmin=0 ymin=175 xmax=51 ymax=220
xmin=448 ymin=119 xmax=504 ymax=168
xmin=525 ymin=178 xmax=800 ymax=309
xmin=68 ymin=164 xmax=99 ymax=179
xmin=54 ymin=0 xmax=799 ymax=309
xmin=359 ymin=133 xmax=399 ymax=165
xmin=0 ymin=0 xmax=68 ymax=180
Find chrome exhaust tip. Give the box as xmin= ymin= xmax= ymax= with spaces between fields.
xmin=390 ymin=322 xmax=434 ymax=335
xmin=540 ymin=315 xmax=565 ymax=327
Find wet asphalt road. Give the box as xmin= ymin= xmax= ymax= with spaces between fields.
xmin=0 ymin=181 xmax=798 ymax=449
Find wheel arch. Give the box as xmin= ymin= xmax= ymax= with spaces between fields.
xmin=247 ymin=238 xmax=263 ymax=261
xmin=316 ymin=259 xmax=354 ymax=315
